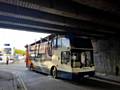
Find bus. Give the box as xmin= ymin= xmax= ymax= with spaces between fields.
xmin=25 ymin=34 xmax=95 ymax=79
xmin=0 ymin=43 xmax=14 ymax=63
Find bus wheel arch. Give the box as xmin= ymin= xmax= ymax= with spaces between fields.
xmin=50 ymin=66 xmax=57 ymax=78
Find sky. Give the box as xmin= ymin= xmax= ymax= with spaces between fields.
xmin=0 ymin=28 xmax=50 ymax=50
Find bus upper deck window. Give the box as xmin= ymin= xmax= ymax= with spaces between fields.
xmin=52 ymin=38 xmax=57 ymax=48
xmin=57 ymin=38 xmax=62 ymax=48
xmin=61 ymin=38 xmax=70 ymax=48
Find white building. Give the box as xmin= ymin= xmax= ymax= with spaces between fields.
xmin=0 ymin=43 xmax=15 ymax=63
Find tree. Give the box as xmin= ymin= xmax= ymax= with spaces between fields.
xmin=15 ymin=49 xmax=26 ymax=55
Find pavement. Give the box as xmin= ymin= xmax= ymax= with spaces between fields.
xmin=95 ymin=72 xmax=120 ymax=83
xmin=0 ymin=70 xmax=26 ymax=90
xmin=0 ymin=70 xmax=17 ymax=90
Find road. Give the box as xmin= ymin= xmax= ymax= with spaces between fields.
xmin=0 ymin=60 xmax=120 ymax=90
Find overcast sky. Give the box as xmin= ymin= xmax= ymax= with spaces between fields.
xmin=0 ymin=28 xmax=50 ymax=50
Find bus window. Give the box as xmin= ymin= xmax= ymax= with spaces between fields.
xmin=57 ymin=38 xmax=62 ymax=48
xmin=52 ymin=38 xmax=57 ymax=48
xmin=61 ymin=51 xmax=70 ymax=64
xmin=81 ymin=52 xmax=86 ymax=65
xmin=40 ymin=54 xmax=46 ymax=61
xmin=61 ymin=38 xmax=70 ymax=48
xmin=36 ymin=54 xmax=42 ymax=61
xmin=30 ymin=54 xmax=35 ymax=59
xmin=48 ymin=40 xmax=52 ymax=56
xmin=81 ymin=51 xmax=92 ymax=67
xmin=71 ymin=53 xmax=81 ymax=67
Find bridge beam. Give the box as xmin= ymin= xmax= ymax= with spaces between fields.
xmin=0 ymin=0 xmax=119 ymax=38
xmin=0 ymin=1 xmax=118 ymax=37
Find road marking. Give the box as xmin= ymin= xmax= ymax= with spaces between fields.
xmin=17 ymin=76 xmax=27 ymax=90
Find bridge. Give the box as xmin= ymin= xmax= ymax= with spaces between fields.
xmin=0 ymin=0 xmax=120 ymax=78
xmin=0 ymin=0 xmax=120 ymax=38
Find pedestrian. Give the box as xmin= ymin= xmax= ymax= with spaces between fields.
xmin=115 ymin=66 xmax=119 ymax=76
xmin=6 ymin=56 xmax=9 ymax=65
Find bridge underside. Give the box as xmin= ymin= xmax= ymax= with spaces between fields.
xmin=0 ymin=0 xmax=120 ymax=38
xmin=0 ymin=0 xmax=120 ymax=76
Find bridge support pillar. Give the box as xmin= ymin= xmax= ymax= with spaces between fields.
xmin=92 ymin=38 xmax=120 ymax=76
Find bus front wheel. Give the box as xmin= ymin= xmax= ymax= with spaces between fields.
xmin=51 ymin=67 xmax=57 ymax=78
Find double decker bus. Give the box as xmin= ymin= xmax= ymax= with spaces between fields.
xmin=25 ymin=34 xmax=95 ymax=79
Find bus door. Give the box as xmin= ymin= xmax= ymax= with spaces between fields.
xmin=56 ymin=37 xmax=72 ymax=72
xmin=60 ymin=51 xmax=71 ymax=69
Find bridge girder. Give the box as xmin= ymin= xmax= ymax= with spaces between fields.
xmin=0 ymin=0 xmax=119 ymax=38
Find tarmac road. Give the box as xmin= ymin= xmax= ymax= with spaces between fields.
xmin=0 ymin=60 xmax=120 ymax=90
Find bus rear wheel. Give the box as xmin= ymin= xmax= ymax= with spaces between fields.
xmin=51 ymin=67 xmax=57 ymax=79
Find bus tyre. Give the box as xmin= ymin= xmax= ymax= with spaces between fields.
xmin=52 ymin=67 xmax=57 ymax=79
